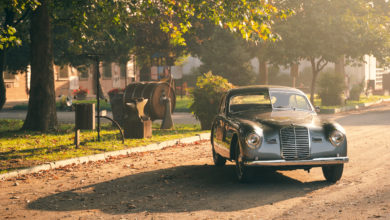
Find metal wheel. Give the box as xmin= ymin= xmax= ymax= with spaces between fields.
xmin=322 ymin=164 xmax=344 ymax=183
xmin=235 ymin=143 xmax=249 ymax=182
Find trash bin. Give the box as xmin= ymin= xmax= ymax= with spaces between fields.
xmin=75 ymin=103 xmax=95 ymax=130
xmin=109 ymin=93 xmax=124 ymax=127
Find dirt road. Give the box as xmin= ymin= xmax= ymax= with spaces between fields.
xmin=1 ymin=103 xmax=390 ymax=219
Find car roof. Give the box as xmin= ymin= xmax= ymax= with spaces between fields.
xmin=226 ymin=85 xmax=305 ymax=96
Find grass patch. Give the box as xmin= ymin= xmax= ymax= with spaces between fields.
xmin=12 ymin=96 xmax=192 ymax=112
xmin=313 ymin=95 xmax=390 ymax=109
xmin=175 ymin=96 xmax=192 ymax=112
xmin=12 ymin=99 xmax=112 ymax=111
xmin=0 ymin=119 xmax=206 ymax=174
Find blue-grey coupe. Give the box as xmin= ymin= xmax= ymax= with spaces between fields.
xmin=211 ymin=86 xmax=348 ymax=182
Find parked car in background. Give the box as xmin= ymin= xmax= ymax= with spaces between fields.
xmin=211 ymin=85 xmax=348 ymax=182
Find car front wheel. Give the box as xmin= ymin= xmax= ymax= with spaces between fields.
xmin=235 ymin=143 xmax=249 ymax=182
xmin=322 ymin=164 xmax=344 ymax=183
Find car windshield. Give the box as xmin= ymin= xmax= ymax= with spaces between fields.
xmin=228 ymin=93 xmax=272 ymax=113
xmin=269 ymin=91 xmax=312 ymax=111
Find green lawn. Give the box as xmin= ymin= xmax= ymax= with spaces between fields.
xmin=12 ymin=96 xmax=192 ymax=112
xmin=0 ymin=119 xmax=205 ymax=174
xmin=175 ymin=96 xmax=192 ymax=112
xmin=312 ymin=95 xmax=390 ymax=109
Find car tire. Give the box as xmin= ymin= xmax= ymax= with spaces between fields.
xmin=322 ymin=164 xmax=344 ymax=183
xmin=212 ymin=146 xmax=226 ymax=167
xmin=235 ymin=143 xmax=249 ymax=183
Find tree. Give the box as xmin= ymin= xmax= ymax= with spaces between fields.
xmin=133 ymin=20 xmax=186 ymax=81
xmin=7 ymin=0 xmax=286 ymax=131
xmin=271 ymin=0 xmax=390 ymax=103
xmin=0 ymin=0 xmax=38 ymax=111
xmin=186 ymin=22 xmax=256 ymax=86
xmin=22 ymin=0 xmax=57 ymax=131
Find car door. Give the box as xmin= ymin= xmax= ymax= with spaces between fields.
xmin=212 ymin=95 xmax=230 ymax=158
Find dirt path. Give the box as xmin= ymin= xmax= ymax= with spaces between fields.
xmin=1 ymin=103 xmax=390 ymax=219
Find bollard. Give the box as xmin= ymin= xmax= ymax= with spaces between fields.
xmin=74 ymin=129 xmax=80 ymax=148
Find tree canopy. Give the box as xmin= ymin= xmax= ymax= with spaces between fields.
xmin=268 ymin=0 xmax=390 ymax=102
xmin=1 ymin=0 xmax=288 ymax=130
xmin=186 ymin=21 xmax=256 ymax=86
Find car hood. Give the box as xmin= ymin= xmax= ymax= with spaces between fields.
xmin=232 ymin=109 xmax=322 ymax=127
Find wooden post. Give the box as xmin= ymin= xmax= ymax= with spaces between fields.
xmin=124 ymin=120 xmax=152 ymax=139
xmin=74 ymin=129 xmax=80 ymax=148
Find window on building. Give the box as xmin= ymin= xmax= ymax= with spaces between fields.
xmin=58 ymin=66 xmax=69 ymax=79
xmin=103 ymin=62 xmax=112 ymax=79
xmin=78 ymin=66 xmax=89 ymax=80
xmin=4 ymin=71 xmax=15 ymax=80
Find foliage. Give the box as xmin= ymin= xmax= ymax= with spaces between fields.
xmin=52 ymin=0 xmax=137 ymax=66
xmin=174 ymin=96 xmax=192 ymax=112
xmin=349 ymin=81 xmax=365 ymax=101
xmin=189 ymin=72 xmax=233 ymax=130
xmin=0 ymin=120 xmax=203 ymax=173
xmin=107 ymin=88 xmax=124 ymax=96
xmin=72 ymin=87 xmax=89 ymax=97
xmin=3 ymin=0 xmax=288 ymax=130
xmin=270 ymin=0 xmax=390 ymax=103
xmin=187 ymin=22 xmax=256 ymax=85
xmin=134 ymin=20 xmax=187 ymax=81
xmin=267 ymin=65 xmax=290 ymax=87
xmin=0 ymin=0 xmax=39 ymax=111
xmin=317 ymin=71 xmax=345 ymax=106
xmin=0 ymin=0 xmax=39 ymax=50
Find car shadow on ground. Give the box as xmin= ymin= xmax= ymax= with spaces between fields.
xmin=28 ymin=165 xmax=330 ymax=214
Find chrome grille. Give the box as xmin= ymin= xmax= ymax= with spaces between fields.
xmin=280 ymin=126 xmax=310 ymax=160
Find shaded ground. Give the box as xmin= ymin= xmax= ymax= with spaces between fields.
xmin=1 ymin=103 xmax=390 ymax=219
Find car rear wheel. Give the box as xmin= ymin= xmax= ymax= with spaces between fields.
xmin=322 ymin=164 xmax=344 ymax=183
xmin=235 ymin=143 xmax=249 ymax=182
xmin=212 ymin=146 xmax=226 ymax=167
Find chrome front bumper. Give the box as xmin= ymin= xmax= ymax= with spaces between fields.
xmin=246 ymin=157 xmax=349 ymax=167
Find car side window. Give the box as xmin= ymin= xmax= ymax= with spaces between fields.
xmin=271 ymin=94 xmax=290 ymax=108
xmin=289 ymin=95 xmax=310 ymax=110
xmin=270 ymin=91 xmax=312 ymax=111
xmin=219 ymin=95 xmax=226 ymax=114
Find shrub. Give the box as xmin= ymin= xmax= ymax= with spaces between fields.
xmin=72 ymin=87 xmax=89 ymax=96
xmin=107 ymin=88 xmax=124 ymax=96
xmin=317 ymin=71 xmax=345 ymax=106
xmin=349 ymin=82 xmax=364 ymax=101
xmin=190 ymin=72 xmax=233 ymax=130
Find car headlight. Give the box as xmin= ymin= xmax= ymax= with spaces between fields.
xmin=246 ymin=133 xmax=262 ymax=149
xmin=329 ymin=130 xmax=345 ymax=147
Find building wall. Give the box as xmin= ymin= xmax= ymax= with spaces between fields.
xmin=5 ymin=59 xmax=139 ymax=102
xmin=4 ymin=72 xmax=29 ymax=101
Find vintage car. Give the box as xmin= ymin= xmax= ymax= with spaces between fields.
xmin=211 ymin=85 xmax=348 ymax=182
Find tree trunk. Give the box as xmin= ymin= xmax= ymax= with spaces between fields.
xmin=0 ymin=50 xmax=6 ymax=111
xmin=335 ymin=55 xmax=348 ymax=100
xmin=92 ymin=60 xmax=105 ymax=99
xmin=259 ymin=60 xmax=268 ymax=85
xmin=22 ymin=0 xmax=58 ymax=131
xmin=310 ymin=58 xmax=319 ymax=104
xmin=290 ymin=63 xmax=299 ymax=88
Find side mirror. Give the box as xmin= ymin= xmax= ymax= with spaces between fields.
xmin=315 ymin=106 xmax=321 ymax=113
